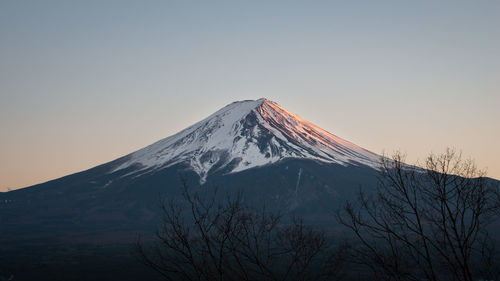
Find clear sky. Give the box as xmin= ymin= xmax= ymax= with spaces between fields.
xmin=1 ymin=0 xmax=499 ymax=191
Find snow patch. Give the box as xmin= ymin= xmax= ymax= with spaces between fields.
xmin=110 ymin=98 xmax=380 ymax=184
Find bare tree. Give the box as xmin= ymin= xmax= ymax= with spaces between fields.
xmin=337 ymin=148 xmax=500 ymax=281
xmin=136 ymin=180 xmax=348 ymax=281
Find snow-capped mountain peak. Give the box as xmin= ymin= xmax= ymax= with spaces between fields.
xmin=112 ymin=98 xmax=380 ymax=183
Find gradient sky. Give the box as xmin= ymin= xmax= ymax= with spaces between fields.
xmin=1 ymin=0 xmax=499 ymax=191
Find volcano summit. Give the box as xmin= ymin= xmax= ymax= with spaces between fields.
xmin=112 ymin=98 xmax=379 ymax=184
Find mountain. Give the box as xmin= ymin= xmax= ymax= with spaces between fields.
xmin=0 ymin=98 xmax=382 ymax=242
xmin=3 ymin=98 xmax=498 ymax=281
xmin=112 ymin=98 xmax=379 ymax=184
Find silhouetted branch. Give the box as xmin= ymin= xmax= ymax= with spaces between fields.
xmin=137 ymin=179 xmax=347 ymax=281
xmin=338 ymin=148 xmax=500 ymax=281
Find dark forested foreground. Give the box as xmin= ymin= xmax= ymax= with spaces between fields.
xmin=0 ymin=242 xmax=161 ymax=281
xmin=2 ymin=149 xmax=500 ymax=281
xmin=136 ymin=149 xmax=500 ymax=281
xmin=2 ymin=236 xmax=499 ymax=281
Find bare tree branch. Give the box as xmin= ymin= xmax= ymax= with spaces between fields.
xmin=337 ymin=148 xmax=500 ymax=281
xmin=136 ymin=180 xmax=348 ymax=281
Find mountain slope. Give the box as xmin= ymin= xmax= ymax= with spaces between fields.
xmin=111 ymin=98 xmax=379 ymax=183
xmin=0 ymin=98 xmax=383 ymax=242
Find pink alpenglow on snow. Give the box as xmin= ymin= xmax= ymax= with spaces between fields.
xmin=112 ymin=98 xmax=381 ymax=183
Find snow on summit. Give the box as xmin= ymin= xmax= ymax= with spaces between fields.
xmin=112 ymin=98 xmax=380 ymax=183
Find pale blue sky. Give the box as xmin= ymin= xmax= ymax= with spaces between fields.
xmin=1 ymin=1 xmax=499 ymax=190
